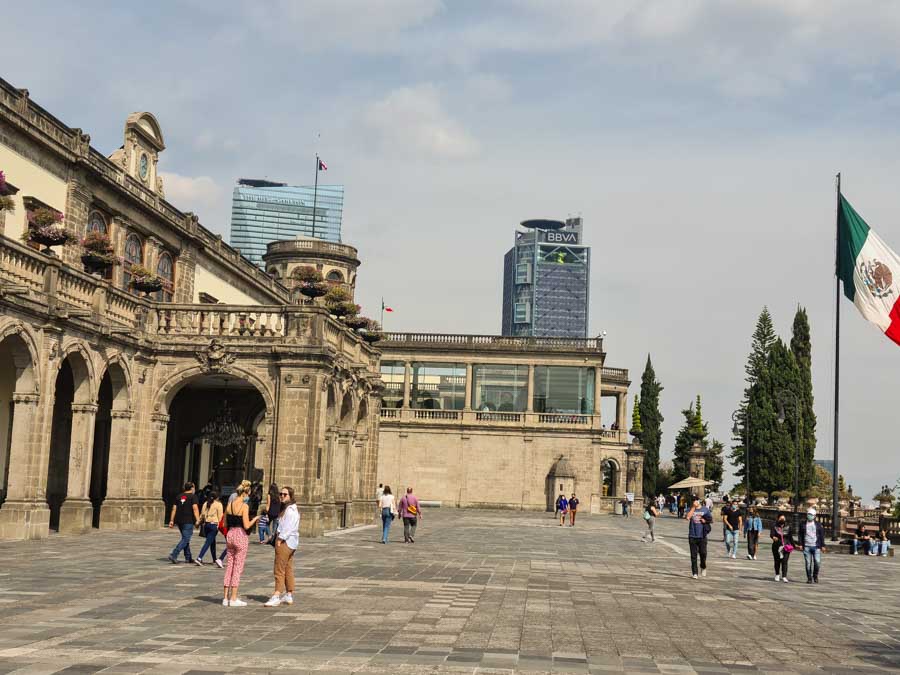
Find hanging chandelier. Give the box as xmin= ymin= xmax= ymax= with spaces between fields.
xmin=201 ymin=400 xmax=246 ymax=448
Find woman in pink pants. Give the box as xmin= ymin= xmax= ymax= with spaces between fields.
xmin=222 ymin=484 xmax=259 ymax=607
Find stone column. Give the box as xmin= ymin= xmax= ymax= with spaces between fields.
xmin=99 ymin=410 xmax=138 ymax=529
xmin=0 ymin=393 xmax=50 ymax=540
xmin=57 ymin=402 xmax=99 ymax=534
xmin=593 ymin=367 xmax=602 ymax=415
xmin=463 ymin=363 xmax=473 ymax=410
xmin=617 ymin=392 xmax=626 ymax=431
xmin=526 ymin=364 xmax=535 ymax=413
xmin=626 ymin=440 xmax=646 ymax=506
xmin=402 ymin=361 xmax=411 ymax=409
xmin=689 ymin=440 xmax=707 ymax=499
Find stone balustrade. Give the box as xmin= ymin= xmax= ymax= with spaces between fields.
xmin=153 ymin=305 xmax=288 ymax=337
xmin=382 ymin=332 xmax=604 ymax=352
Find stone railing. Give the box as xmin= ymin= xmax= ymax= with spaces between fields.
xmin=0 ymin=238 xmax=48 ymax=291
xmin=378 ymin=408 xmax=629 ymax=437
xmin=266 ymin=238 xmax=359 ymax=262
xmin=382 ymin=333 xmax=603 ymax=351
xmin=601 ymin=367 xmax=629 ymax=383
xmin=476 ymin=411 xmax=521 ymax=423
xmin=152 ymin=305 xmax=288 ymax=337
xmin=538 ymin=413 xmax=590 ymax=425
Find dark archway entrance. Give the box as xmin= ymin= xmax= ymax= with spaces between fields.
xmin=162 ymin=374 xmax=267 ymax=519
xmin=89 ymin=373 xmax=112 ymax=528
xmin=47 ymin=361 xmax=75 ymax=530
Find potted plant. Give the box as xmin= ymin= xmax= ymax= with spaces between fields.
xmin=344 ymin=315 xmax=369 ymax=330
xmin=0 ymin=171 xmax=14 ymax=213
xmin=324 ymin=286 xmax=356 ymax=316
xmin=874 ymin=485 xmax=895 ymax=513
xmin=80 ymin=231 xmax=120 ymax=274
xmin=751 ymin=491 xmax=769 ymax=505
xmin=291 ymin=265 xmax=327 ymax=298
xmin=629 ymin=394 xmax=643 ymax=439
xmin=771 ymin=490 xmax=793 ymax=507
xmin=359 ymin=318 xmax=383 ymax=343
xmin=329 ymin=301 xmax=360 ymax=318
xmin=128 ymin=264 xmax=163 ymax=294
xmin=24 ymin=207 xmax=75 ymax=253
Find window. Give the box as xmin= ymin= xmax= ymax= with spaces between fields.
xmin=155 ymin=253 xmax=175 ymax=302
xmin=515 ymin=263 xmax=531 ymax=284
xmin=410 ymin=363 xmax=466 ymax=410
xmin=472 ymin=364 xmax=527 ymax=412
xmin=380 ymin=361 xmax=405 ymax=408
xmin=326 ymin=270 xmax=344 ymax=282
xmin=533 ymin=366 xmax=595 ymax=414
xmin=87 ymin=211 xmax=107 ymax=234
xmin=122 ymin=233 xmax=143 ymax=293
xmin=514 ymin=302 xmax=530 ymax=323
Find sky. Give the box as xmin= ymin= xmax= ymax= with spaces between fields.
xmin=4 ymin=0 xmax=900 ymax=502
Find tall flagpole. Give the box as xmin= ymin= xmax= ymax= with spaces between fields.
xmin=312 ymin=154 xmax=319 ymax=239
xmin=832 ymin=172 xmax=841 ymax=541
xmin=381 ymin=297 xmax=385 ymax=328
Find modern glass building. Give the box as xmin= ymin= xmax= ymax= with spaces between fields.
xmin=501 ymin=217 xmax=590 ymax=337
xmin=230 ymin=179 xmax=343 ymax=266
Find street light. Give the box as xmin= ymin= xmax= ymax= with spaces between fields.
xmin=731 ymin=408 xmax=750 ymax=503
xmin=775 ymin=391 xmax=801 ymax=534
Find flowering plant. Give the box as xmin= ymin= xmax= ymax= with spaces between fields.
xmin=24 ymin=208 xmax=76 ymax=247
xmin=0 ymin=171 xmax=12 ymax=211
xmin=0 ymin=170 xmax=6 ymax=192
xmin=360 ymin=318 xmax=383 ymax=343
xmin=81 ymin=231 xmax=120 ymax=266
xmin=128 ymin=264 xmax=164 ymax=292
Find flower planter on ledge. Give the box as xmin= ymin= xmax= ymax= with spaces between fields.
xmin=131 ymin=278 xmax=163 ymax=294
xmin=81 ymin=253 xmax=114 ymax=275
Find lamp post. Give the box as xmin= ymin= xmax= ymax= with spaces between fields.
xmin=775 ymin=391 xmax=801 ymax=533
xmin=731 ymin=409 xmax=750 ymax=503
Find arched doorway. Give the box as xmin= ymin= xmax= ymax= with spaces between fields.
xmin=161 ymin=373 xmax=267 ymax=519
xmin=0 ymin=330 xmax=37 ymax=508
xmin=602 ymin=459 xmax=620 ymax=498
xmin=46 ymin=349 xmax=93 ymax=531
xmin=331 ymin=391 xmax=355 ymax=528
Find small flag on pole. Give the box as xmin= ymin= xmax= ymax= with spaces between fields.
xmin=382 ymin=300 xmax=393 ymax=312
xmin=318 ymin=158 xmax=327 ymax=171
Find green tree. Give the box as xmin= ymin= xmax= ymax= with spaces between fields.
xmin=673 ymin=398 xmax=708 ymax=481
xmin=639 ymin=355 xmax=663 ymax=498
xmin=763 ymin=339 xmax=802 ymax=493
xmin=705 ymin=439 xmax=725 ymax=491
xmin=730 ymin=307 xmax=777 ymax=492
xmin=790 ymin=306 xmax=816 ymax=494
xmin=630 ymin=395 xmax=643 ymax=435
xmin=656 ymin=461 xmax=674 ymax=496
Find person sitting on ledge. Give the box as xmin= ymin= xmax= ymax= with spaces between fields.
xmin=851 ymin=523 xmax=871 ymax=555
xmin=873 ymin=529 xmax=891 ymax=557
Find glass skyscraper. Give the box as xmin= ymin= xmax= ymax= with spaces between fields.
xmin=230 ymin=179 xmax=343 ymax=266
xmin=501 ymin=217 xmax=590 ymax=338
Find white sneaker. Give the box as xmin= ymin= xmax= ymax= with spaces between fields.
xmin=692 ymin=574 xmax=699 ymax=579
xmin=701 ymin=568 xmax=707 ymax=578
xmin=746 ymin=554 xmax=752 ymax=560
xmin=731 ymin=554 xmax=737 ymax=559
xmin=194 ymin=559 xmax=203 ymax=566
xmin=774 ymin=575 xmax=781 ymax=582
xmin=282 ymin=593 xmax=294 ymax=605
xmin=229 ymin=598 xmax=247 ymax=607
xmin=753 ymin=555 xmax=758 ymax=560
xmin=782 ymin=577 xmax=789 ymax=583
xmin=221 ymin=598 xmax=229 ymax=607
xmin=215 ymin=559 xmax=224 ymax=569
xmin=264 ymin=594 xmax=282 ymax=607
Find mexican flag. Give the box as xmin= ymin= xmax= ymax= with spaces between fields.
xmin=837 ymin=195 xmax=900 ymax=346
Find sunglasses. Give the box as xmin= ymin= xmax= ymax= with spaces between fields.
xmin=279 ymin=492 xmax=290 ymax=496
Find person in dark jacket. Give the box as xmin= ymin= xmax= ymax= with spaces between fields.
xmin=686 ymin=497 xmax=713 ymax=579
xmin=770 ymin=514 xmax=795 ymax=582
xmin=798 ymin=507 xmax=826 ymax=583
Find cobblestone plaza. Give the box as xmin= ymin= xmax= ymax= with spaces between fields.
xmin=0 ymin=509 xmax=897 ymax=674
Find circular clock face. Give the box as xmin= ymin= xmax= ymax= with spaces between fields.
xmin=139 ymin=153 xmax=149 ymax=180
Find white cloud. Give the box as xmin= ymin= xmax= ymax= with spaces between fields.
xmin=160 ymin=173 xmax=226 ymax=224
xmin=361 ymin=84 xmax=479 ymax=159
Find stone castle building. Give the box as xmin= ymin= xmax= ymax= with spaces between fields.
xmin=0 ymin=78 xmax=642 ymax=541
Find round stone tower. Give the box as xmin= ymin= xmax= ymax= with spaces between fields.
xmin=262 ymin=238 xmax=361 ymax=300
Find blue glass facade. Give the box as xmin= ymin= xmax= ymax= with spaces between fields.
xmin=230 ymin=181 xmax=343 ymax=266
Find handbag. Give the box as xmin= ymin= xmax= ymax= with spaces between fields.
xmin=218 ymin=514 xmax=228 ymax=537
xmin=268 ymin=517 xmax=280 ymax=547
xmin=778 ymin=526 xmax=794 ymax=552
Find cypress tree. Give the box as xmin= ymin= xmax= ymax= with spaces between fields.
xmin=730 ymin=307 xmax=777 ymax=492
xmin=630 ymin=395 xmax=643 ymax=435
xmin=790 ymin=307 xmax=816 ymax=493
xmin=638 ymin=355 xmax=663 ymax=498
xmin=764 ymin=339 xmax=802 ymax=494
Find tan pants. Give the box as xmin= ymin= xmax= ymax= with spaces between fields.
xmin=273 ymin=541 xmax=295 ymax=594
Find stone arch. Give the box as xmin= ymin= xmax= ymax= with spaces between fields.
xmin=100 ymin=353 xmax=132 ymax=411
xmin=601 ymin=457 xmax=620 ymax=498
xmin=355 ymin=396 xmax=369 ymax=434
xmin=0 ymin=320 xmax=39 ymax=395
xmin=155 ymin=365 xmax=275 ymax=415
xmin=57 ymin=340 xmax=96 ymax=405
xmin=339 ymin=389 xmax=356 ymax=430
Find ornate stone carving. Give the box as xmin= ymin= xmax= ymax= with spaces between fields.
xmin=195 ymin=339 xmax=235 ymax=373
xmin=12 ymin=393 xmax=39 ymax=405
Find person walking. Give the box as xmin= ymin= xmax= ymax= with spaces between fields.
xmin=222 ymin=484 xmax=259 ymax=607
xmin=677 ymin=495 xmax=686 ymax=519
xmin=556 ymin=494 xmax=569 ymax=526
xmin=770 ymin=513 xmax=795 ymax=583
xmin=168 ymin=482 xmax=199 ymax=564
xmin=265 ymin=486 xmax=300 ymax=607
xmin=621 ymin=497 xmax=629 ymax=518
xmin=259 ymin=483 xmax=280 ymax=544
xmin=686 ymin=497 xmax=713 ymax=579
xmin=379 ymin=485 xmax=397 ymax=544
xmin=799 ymin=508 xmax=826 ymax=583
xmin=375 ymin=483 xmax=384 ymax=521
xmin=744 ymin=506 xmax=762 ymax=560
xmin=642 ymin=499 xmax=659 ymax=542
xmin=195 ymin=490 xmax=223 ymax=566
xmin=722 ymin=499 xmax=743 ymax=559
xmin=568 ymin=493 xmax=580 ymax=527
xmin=398 ymin=487 xmax=422 ymax=543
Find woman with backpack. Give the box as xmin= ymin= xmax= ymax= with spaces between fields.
xmin=770 ymin=513 xmax=795 ymax=583
xmin=743 ymin=506 xmax=763 ymax=560
xmin=641 ymin=500 xmax=659 ymax=542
